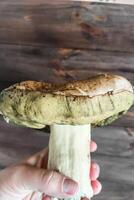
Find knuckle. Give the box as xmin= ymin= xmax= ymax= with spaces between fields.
xmin=10 ymin=164 xmax=28 ymax=182
xmin=39 ymin=170 xmax=61 ymax=195
xmin=40 ymin=170 xmax=54 ymax=185
xmin=15 ymin=164 xmax=28 ymax=174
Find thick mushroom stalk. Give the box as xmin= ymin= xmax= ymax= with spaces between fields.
xmin=48 ymin=124 xmax=93 ymax=200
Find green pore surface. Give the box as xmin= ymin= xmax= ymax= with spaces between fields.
xmin=0 ymin=90 xmax=133 ymax=128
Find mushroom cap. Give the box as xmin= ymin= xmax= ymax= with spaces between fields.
xmin=0 ymin=74 xmax=133 ymax=128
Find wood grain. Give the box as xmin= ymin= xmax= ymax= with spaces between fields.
xmin=0 ymin=45 xmax=133 ymax=84
xmin=92 ymin=126 xmax=134 ymax=200
xmin=0 ymin=2 xmax=133 ymax=51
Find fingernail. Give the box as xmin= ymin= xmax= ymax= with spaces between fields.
xmin=63 ymin=178 xmax=78 ymax=195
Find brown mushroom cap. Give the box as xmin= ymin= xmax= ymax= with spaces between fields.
xmin=0 ymin=74 xmax=133 ymax=128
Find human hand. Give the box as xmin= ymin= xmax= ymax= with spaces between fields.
xmin=0 ymin=141 xmax=102 ymax=200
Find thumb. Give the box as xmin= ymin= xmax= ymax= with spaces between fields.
xmin=18 ymin=164 xmax=78 ymax=198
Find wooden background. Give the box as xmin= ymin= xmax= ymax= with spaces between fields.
xmin=0 ymin=1 xmax=134 ymax=200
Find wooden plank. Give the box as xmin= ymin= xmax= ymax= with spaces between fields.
xmin=0 ymin=44 xmax=133 ymax=85
xmin=83 ymin=0 xmax=134 ymax=5
xmin=0 ymin=118 xmax=134 ymax=199
xmin=0 ymin=2 xmax=133 ymax=52
xmin=92 ymin=126 xmax=134 ymax=200
xmin=0 ymin=117 xmax=49 ymax=168
xmin=0 ymin=0 xmax=69 ymax=5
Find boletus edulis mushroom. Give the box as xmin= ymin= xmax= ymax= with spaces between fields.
xmin=0 ymin=74 xmax=133 ymax=200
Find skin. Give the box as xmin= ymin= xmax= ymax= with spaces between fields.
xmin=0 ymin=141 xmax=101 ymax=200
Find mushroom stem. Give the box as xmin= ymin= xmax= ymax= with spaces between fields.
xmin=48 ymin=124 xmax=93 ymax=200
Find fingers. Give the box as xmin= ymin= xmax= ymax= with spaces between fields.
xmin=91 ymin=180 xmax=102 ymax=195
xmin=90 ymin=162 xmax=100 ymax=181
xmin=90 ymin=141 xmax=97 ymax=152
xmin=18 ymin=164 xmax=78 ymax=198
xmin=90 ymin=162 xmax=102 ymax=196
xmin=81 ymin=178 xmax=102 ymax=200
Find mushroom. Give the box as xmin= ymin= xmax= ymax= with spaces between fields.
xmin=0 ymin=74 xmax=133 ymax=200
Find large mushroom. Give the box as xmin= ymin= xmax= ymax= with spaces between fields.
xmin=0 ymin=74 xmax=133 ymax=200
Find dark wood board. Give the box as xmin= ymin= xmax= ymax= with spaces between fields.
xmin=0 ymin=45 xmax=134 ymax=85
xmin=0 ymin=1 xmax=133 ymax=52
